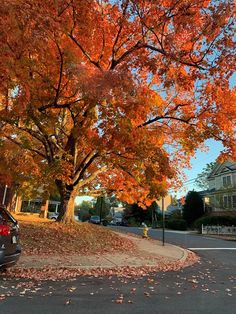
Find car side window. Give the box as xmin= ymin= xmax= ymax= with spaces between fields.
xmin=0 ymin=209 xmax=13 ymax=224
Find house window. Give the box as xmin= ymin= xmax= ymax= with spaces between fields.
xmin=223 ymin=195 xmax=232 ymax=209
xmin=223 ymin=196 xmax=228 ymax=208
xmin=233 ymin=195 xmax=236 ymax=209
xmin=223 ymin=175 xmax=231 ymax=187
xmin=228 ymin=196 xmax=232 ymax=209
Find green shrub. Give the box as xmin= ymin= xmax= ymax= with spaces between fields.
xmin=194 ymin=216 xmax=236 ymax=231
xmin=169 ymin=209 xmax=182 ymax=220
xmin=127 ymin=217 xmax=139 ymax=227
xmin=166 ymin=219 xmax=187 ymax=231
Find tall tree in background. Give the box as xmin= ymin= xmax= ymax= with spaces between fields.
xmin=195 ymin=162 xmax=216 ymax=190
xmin=0 ymin=0 xmax=235 ymax=223
xmin=183 ymin=191 xmax=204 ymax=226
xmin=94 ymin=197 xmax=109 ymax=221
xmin=124 ymin=201 xmax=159 ymax=225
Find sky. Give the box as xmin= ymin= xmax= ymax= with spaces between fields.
xmin=174 ymin=139 xmax=224 ymax=198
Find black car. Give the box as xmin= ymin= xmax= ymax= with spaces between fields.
xmin=0 ymin=205 xmax=21 ymax=269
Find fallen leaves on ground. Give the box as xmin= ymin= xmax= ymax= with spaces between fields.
xmin=3 ymin=251 xmax=199 ymax=281
xmin=18 ymin=221 xmax=136 ymax=256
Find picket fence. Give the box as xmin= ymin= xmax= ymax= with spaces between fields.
xmin=202 ymin=225 xmax=236 ymax=235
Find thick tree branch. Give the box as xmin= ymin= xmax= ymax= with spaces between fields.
xmin=4 ymin=135 xmax=46 ymax=159
xmin=54 ymin=42 xmax=64 ymax=107
xmin=27 ymin=108 xmax=54 ymax=161
xmin=73 ymin=151 xmax=99 ymax=186
xmin=111 ymin=0 xmax=129 ymax=64
xmin=76 ymin=166 xmax=106 ymax=188
xmin=38 ymin=98 xmax=83 ymax=112
xmin=69 ymin=32 xmax=102 ymax=71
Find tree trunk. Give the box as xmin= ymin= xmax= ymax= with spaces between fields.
xmin=39 ymin=199 xmax=49 ymax=219
xmin=56 ymin=182 xmax=76 ymax=223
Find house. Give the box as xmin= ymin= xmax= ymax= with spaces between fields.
xmin=110 ymin=206 xmax=125 ymax=224
xmin=204 ymin=160 xmax=236 ymax=213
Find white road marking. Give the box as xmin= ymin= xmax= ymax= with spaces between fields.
xmin=188 ymin=248 xmax=236 ymax=250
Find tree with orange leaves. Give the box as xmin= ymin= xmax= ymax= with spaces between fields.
xmin=0 ymin=0 xmax=235 ymax=223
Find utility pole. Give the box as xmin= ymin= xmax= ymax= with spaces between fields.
xmin=2 ymin=185 xmax=8 ymax=205
xmin=99 ymin=196 xmax=104 ymax=224
xmin=162 ymin=196 xmax=165 ymax=246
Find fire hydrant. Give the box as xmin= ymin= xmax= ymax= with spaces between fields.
xmin=142 ymin=223 xmax=149 ymax=238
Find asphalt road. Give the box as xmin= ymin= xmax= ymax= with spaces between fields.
xmin=0 ymin=227 xmax=236 ymax=314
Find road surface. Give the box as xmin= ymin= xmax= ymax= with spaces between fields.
xmin=0 ymin=227 xmax=235 ymax=314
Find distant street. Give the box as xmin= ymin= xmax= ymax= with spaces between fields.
xmin=114 ymin=226 xmax=236 ymax=249
xmin=1 ymin=227 xmax=236 ymax=314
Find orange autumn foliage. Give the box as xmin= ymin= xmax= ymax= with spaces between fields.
xmin=0 ymin=0 xmax=235 ymax=222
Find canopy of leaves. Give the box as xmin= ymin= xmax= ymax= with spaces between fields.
xmin=0 ymin=0 xmax=235 ymax=210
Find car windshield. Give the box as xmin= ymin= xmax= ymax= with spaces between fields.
xmin=91 ymin=216 xmax=100 ymax=220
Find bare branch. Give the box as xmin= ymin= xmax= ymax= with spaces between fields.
xmin=54 ymin=41 xmax=64 ymax=107
xmin=138 ymin=115 xmax=194 ymax=128
xmin=69 ymin=32 xmax=102 ymax=71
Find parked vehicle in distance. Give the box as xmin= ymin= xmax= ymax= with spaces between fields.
xmin=110 ymin=219 xmax=129 ymax=227
xmin=48 ymin=212 xmax=59 ymax=220
xmin=89 ymin=215 xmax=101 ymax=224
xmin=89 ymin=216 xmax=108 ymax=226
xmin=0 ymin=205 xmax=21 ymax=269
xmin=48 ymin=212 xmax=80 ymax=222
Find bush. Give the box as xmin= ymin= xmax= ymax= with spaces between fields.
xmin=169 ymin=209 xmax=182 ymax=220
xmin=166 ymin=219 xmax=187 ymax=231
xmin=194 ymin=215 xmax=236 ymax=231
xmin=127 ymin=217 xmax=139 ymax=227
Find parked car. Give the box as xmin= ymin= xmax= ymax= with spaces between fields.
xmin=0 ymin=205 xmax=21 ymax=269
xmin=48 ymin=212 xmax=80 ymax=221
xmin=110 ymin=218 xmax=129 ymax=227
xmin=89 ymin=215 xmax=101 ymax=224
xmin=89 ymin=216 xmax=108 ymax=226
xmin=48 ymin=212 xmax=59 ymax=220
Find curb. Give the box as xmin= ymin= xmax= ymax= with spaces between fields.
xmin=168 ymin=243 xmax=189 ymax=263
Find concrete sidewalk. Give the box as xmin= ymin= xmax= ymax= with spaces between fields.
xmin=17 ymin=232 xmax=188 ymax=270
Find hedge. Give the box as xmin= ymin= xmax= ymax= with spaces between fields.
xmin=166 ymin=219 xmax=187 ymax=231
xmin=194 ymin=215 xmax=236 ymax=231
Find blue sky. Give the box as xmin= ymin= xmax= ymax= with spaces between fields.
xmin=175 ymin=139 xmax=224 ymax=198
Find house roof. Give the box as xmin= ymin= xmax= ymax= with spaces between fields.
xmin=207 ymin=160 xmax=236 ymax=179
